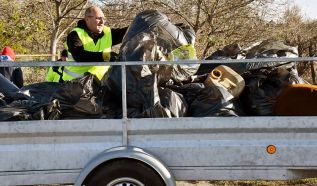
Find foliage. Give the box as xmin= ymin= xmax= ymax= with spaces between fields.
xmin=1 ymin=0 xmax=317 ymax=83
xmin=0 ymin=0 xmax=48 ymax=54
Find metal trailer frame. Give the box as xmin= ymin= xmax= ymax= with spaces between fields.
xmin=0 ymin=58 xmax=317 ymax=185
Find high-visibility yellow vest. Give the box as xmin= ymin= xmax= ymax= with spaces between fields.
xmin=46 ymin=26 xmax=112 ymax=82
xmin=45 ymin=67 xmax=60 ymax=82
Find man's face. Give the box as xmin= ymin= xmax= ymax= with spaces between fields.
xmin=85 ymin=8 xmax=105 ymax=34
xmin=61 ymin=56 xmax=67 ymax=61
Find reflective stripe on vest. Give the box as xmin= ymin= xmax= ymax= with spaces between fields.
xmin=63 ymin=68 xmax=83 ymax=79
xmin=63 ymin=26 xmax=112 ymax=81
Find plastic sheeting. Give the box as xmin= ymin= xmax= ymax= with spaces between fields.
xmin=0 ymin=73 xmax=20 ymax=98
xmin=197 ymin=40 xmax=299 ymax=75
xmin=0 ymin=74 xmax=115 ymax=121
xmin=190 ymin=86 xmax=238 ymax=117
xmin=239 ymin=64 xmax=306 ymax=116
xmin=0 ymin=99 xmax=61 ymax=121
xmin=104 ymin=10 xmax=198 ymax=118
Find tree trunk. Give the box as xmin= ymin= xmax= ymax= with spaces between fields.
xmin=309 ymin=41 xmax=316 ymax=84
xmin=310 ymin=62 xmax=316 ymax=84
xmin=50 ymin=33 xmax=58 ymax=61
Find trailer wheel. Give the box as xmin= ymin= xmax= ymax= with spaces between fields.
xmin=83 ymin=159 xmax=165 ymax=186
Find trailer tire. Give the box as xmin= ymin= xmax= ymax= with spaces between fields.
xmin=83 ymin=159 xmax=165 ymax=186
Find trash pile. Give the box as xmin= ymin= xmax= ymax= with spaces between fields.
xmin=0 ymin=10 xmax=314 ymax=121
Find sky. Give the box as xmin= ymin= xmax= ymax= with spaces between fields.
xmin=293 ymin=0 xmax=317 ymax=19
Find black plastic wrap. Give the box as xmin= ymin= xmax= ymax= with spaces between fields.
xmin=158 ymin=87 xmax=188 ymax=117
xmin=55 ymin=74 xmax=106 ymax=119
xmin=166 ymin=83 xmax=205 ymax=106
xmin=104 ymin=10 xmax=196 ymax=118
xmin=190 ymin=86 xmax=238 ymax=117
xmin=197 ymin=41 xmax=299 ymax=75
xmin=239 ymin=64 xmax=306 ymax=116
xmin=0 ymin=99 xmax=61 ymax=121
xmin=0 ymin=74 xmax=117 ymax=121
xmin=196 ymin=43 xmax=242 ymax=75
xmin=122 ymin=10 xmax=195 ymax=49
xmin=0 ymin=73 xmax=21 ymax=98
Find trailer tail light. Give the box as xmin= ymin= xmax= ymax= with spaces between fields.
xmin=267 ymin=145 xmax=277 ymax=154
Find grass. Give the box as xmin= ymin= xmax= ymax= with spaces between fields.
xmin=23 ymin=67 xmax=47 ymax=85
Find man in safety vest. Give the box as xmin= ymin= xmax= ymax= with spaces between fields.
xmin=47 ymin=6 xmax=127 ymax=82
xmin=46 ymin=49 xmax=69 ymax=82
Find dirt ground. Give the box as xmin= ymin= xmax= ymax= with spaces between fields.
xmin=40 ymin=179 xmax=317 ymax=186
xmin=176 ymin=180 xmax=317 ymax=186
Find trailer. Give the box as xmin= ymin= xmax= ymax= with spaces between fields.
xmin=0 ymin=58 xmax=317 ymax=186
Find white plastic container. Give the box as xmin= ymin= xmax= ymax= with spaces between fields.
xmin=204 ymin=65 xmax=245 ymax=97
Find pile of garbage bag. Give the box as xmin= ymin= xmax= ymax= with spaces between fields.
xmin=196 ymin=40 xmax=305 ymax=116
xmin=0 ymin=10 xmax=310 ymax=121
xmin=0 ymin=74 xmax=117 ymax=120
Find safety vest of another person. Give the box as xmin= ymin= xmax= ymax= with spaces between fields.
xmin=50 ymin=26 xmax=112 ymax=82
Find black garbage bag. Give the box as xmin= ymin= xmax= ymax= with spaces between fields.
xmin=100 ymin=85 xmax=122 ymax=119
xmin=118 ymin=10 xmax=195 ymax=61
xmin=0 ymin=73 xmax=28 ymax=101
xmin=190 ymin=86 xmax=238 ymax=117
xmin=106 ymin=65 xmax=191 ymax=118
xmin=0 ymin=73 xmax=19 ymax=98
xmin=19 ymin=81 xmax=83 ymax=119
xmin=240 ymin=40 xmax=299 ymax=72
xmin=106 ymin=65 xmax=189 ymax=118
xmin=0 ymin=99 xmax=61 ymax=121
xmin=104 ymin=10 xmax=195 ymax=118
xmin=15 ymin=74 xmax=109 ymax=119
xmin=196 ymin=43 xmax=243 ymax=75
xmin=245 ymin=40 xmax=298 ymax=59
xmin=129 ymin=87 xmax=188 ymax=118
xmin=0 ymin=80 xmax=62 ymax=121
xmin=116 ymin=65 xmax=171 ymax=118
xmin=55 ymin=74 xmax=106 ymax=119
xmin=197 ymin=40 xmax=299 ymax=75
xmin=21 ymin=82 xmax=64 ymax=104
xmin=166 ymin=83 xmax=206 ymax=106
xmin=122 ymin=10 xmax=195 ymax=51
xmin=156 ymin=64 xmax=199 ymax=86
xmin=105 ymin=64 xmax=158 ymax=118
xmin=240 ymin=64 xmax=306 ymax=116
xmin=130 ymin=103 xmax=169 ymax=118
xmin=158 ymin=87 xmax=188 ymax=117
xmin=115 ymin=9 xmax=198 ymax=83
xmin=0 ymin=93 xmax=7 ymax=107
xmin=130 ymin=65 xmax=158 ymax=117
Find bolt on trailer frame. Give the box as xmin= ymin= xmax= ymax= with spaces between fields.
xmin=0 ymin=58 xmax=317 ymax=185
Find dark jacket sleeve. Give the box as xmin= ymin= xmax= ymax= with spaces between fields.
xmin=111 ymin=27 xmax=128 ymax=46
xmin=12 ymin=68 xmax=23 ymax=88
xmin=67 ymin=31 xmax=104 ymax=62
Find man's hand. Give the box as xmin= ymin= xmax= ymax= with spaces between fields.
xmin=102 ymin=52 xmax=111 ymax=61
xmin=103 ymin=51 xmax=118 ymax=62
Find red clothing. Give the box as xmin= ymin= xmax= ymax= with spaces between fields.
xmin=0 ymin=47 xmax=23 ymax=88
xmin=2 ymin=46 xmax=16 ymax=61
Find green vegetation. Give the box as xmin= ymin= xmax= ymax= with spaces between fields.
xmin=1 ymin=0 xmax=316 ymax=83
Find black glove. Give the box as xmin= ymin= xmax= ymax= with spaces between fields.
xmin=52 ymin=66 xmax=64 ymax=83
xmin=110 ymin=51 xmax=119 ymax=62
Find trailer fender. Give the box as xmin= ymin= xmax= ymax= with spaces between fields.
xmin=74 ymin=146 xmax=176 ymax=186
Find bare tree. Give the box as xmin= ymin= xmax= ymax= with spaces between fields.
xmin=135 ymin=0 xmax=288 ymax=58
xmin=39 ymin=0 xmax=89 ymax=60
